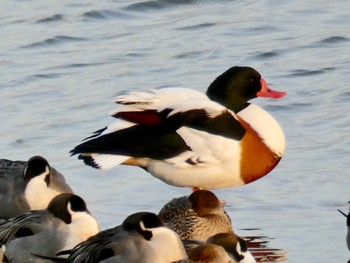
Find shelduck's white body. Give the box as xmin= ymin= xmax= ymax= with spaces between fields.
xmin=71 ymin=66 xmax=286 ymax=189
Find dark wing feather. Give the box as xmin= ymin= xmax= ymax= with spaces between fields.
xmin=57 ymin=226 xmax=122 ymax=262
xmin=168 ymin=109 xmax=245 ymax=140
xmin=71 ymin=109 xmax=245 ymax=160
xmin=0 ymin=211 xmax=45 ymax=245
xmin=71 ymin=124 xmax=191 ymax=160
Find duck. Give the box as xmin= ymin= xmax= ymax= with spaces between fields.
xmin=70 ymin=66 xmax=286 ymax=189
xmin=183 ymin=232 xmax=256 ymax=263
xmin=0 ymin=193 xmax=99 ymax=263
xmin=0 ymin=155 xmax=73 ymax=219
xmin=158 ymin=190 xmax=232 ymax=241
xmin=338 ymin=205 xmax=350 ymax=251
xmin=46 ymin=212 xmax=187 ymax=263
xmin=186 ymin=243 xmax=235 ymax=263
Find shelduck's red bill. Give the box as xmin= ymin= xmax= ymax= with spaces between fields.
xmin=257 ymin=78 xmax=286 ymax=99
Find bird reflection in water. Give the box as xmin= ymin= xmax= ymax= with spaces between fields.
xmin=242 ymin=230 xmax=287 ymax=262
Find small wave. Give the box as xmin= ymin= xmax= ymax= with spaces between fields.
xmin=339 ymin=91 xmax=350 ymax=98
xmin=21 ymin=36 xmax=87 ymax=48
xmin=251 ymin=25 xmax=279 ymax=33
xmin=265 ymin=104 xmax=292 ymax=111
xmin=178 ymin=22 xmax=216 ymax=31
xmin=125 ymin=0 xmax=171 ymax=11
xmin=36 ymin=14 xmax=64 ymax=23
xmin=58 ymin=62 xmax=107 ymax=69
xmin=319 ymin=36 xmax=349 ymax=44
xmin=12 ymin=72 xmax=65 ymax=85
xmin=173 ymin=50 xmax=205 ymax=59
xmin=254 ymin=51 xmax=279 ymax=59
xmin=82 ymin=9 xmax=132 ymax=21
xmin=124 ymin=0 xmax=222 ymax=12
xmin=287 ymin=68 xmax=333 ymax=77
xmin=311 ymin=36 xmax=350 ymax=48
xmin=32 ymin=73 xmax=61 ymax=79
xmin=65 ymin=63 xmax=99 ymax=68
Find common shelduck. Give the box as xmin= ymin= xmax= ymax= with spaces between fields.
xmin=71 ymin=66 xmax=286 ymax=189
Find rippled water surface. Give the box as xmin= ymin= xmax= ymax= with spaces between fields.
xmin=1 ymin=0 xmax=350 ymax=262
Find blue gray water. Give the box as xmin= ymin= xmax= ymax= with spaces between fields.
xmin=1 ymin=0 xmax=350 ymax=262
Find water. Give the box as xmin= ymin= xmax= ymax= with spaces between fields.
xmin=1 ymin=0 xmax=350 ymax=262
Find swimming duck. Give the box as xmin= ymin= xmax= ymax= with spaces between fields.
xmin=0 ymin=156 xmax=73 ymax=219
xmin=48 ymin=212 xmax=187 ymax=263
xmin=158 ymin=190 xmax=232 ymax=241
xmin=71 ymin=66 xmax=286 ymax=189
xmin=183 ymin=232 xmax=256 ymax=263
xmin=0 ymin=193 xmax=99 ymax=263
xmin=186 ymin=243 xmax=235 ymax=263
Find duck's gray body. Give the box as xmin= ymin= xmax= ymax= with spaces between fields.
xmin=57 ymin=212 xmax=187 ymax=263
xmin=0 ymin=210 xmax=66 ymax=262
xmin=0 ymin=193 xmax=99 ymax=263
xmin=0 ymin=156 xmax=73 ymax=219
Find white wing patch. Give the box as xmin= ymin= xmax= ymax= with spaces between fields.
xmin=113 ymin=87 xmax=225 ymax=119
xmin=90 ymin=154 xmax=129 ymax=170
xmin=115 ymin=87 xmax=207 ymax=106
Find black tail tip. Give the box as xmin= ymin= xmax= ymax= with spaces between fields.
xmin=78 ymin=154 xmax=101 ymax=169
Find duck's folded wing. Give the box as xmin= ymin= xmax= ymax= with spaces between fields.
xmin=0 ymin=211 xmax=47 ymax=245
xmin=71 ymin=93 xmax=245 ymax=169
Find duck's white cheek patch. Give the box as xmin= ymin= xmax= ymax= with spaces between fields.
xmin=25 ymin=168 xmax=61 ymax=210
